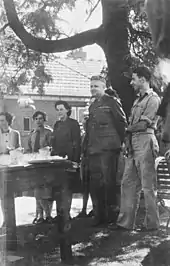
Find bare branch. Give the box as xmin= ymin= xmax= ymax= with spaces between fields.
xmin=85 ymin=0 xmax=100 ymax=22
xmin=0 ymin=23 xmax=9 ymax=33
xmin=3 ymin=0 xmax=102 ymax=53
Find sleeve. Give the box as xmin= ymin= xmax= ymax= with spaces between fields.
xmin=140 ymin=95 xmax=160 ymax=125
xmin=26 ymin=133 xmax=32 ymax=153
xmin=46 ymin=129 xmax=53 ymax=147
xmin=51 ymin=123 xmax=57 ymax=152
xmin=71 ymin=120 xmax=81 ymax=163
xmin=110 ymin=98 xmax=128 ymax=143
xmin=17 ymin=131 xmax=21 ymax=148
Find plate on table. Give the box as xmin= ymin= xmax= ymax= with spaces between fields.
xmin=28 ymin=159 xmax=52 ymax=164
xmin=50 ymin=156 xmax=68 ymax=161
xmin=28 ymin=157 xmax=67 ymax=165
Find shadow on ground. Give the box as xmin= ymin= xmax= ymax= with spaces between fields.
xmin=141 ymin=239 xmax=170 ymax=266
xmin=1 ymin=197 xmax=170 ymax=266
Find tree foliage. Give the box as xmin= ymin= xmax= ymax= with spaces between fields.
xmin=0 ymin=0 xmax=161 ymax=98
xmin=0 ymin=0 xmax=78 ymax=94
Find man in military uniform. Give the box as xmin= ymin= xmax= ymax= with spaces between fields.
xmin=116 ymin=66 xmax=160 ymax=231
xmin=84 ymin=75 xmax=127 ymax=226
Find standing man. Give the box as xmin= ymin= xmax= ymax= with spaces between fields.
xmin=85 ymin=75 xmax=127 ymax=226
xmin=0 ymin=112 xmax=21 ymax=227
xmin=27 ymin=111 xmax=53 ymax=224
xmin=116 ymin=66 xmax=160 ymax=231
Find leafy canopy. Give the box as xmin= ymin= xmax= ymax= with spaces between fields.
xmin=0 ymin=0 xmax=160 ymax=95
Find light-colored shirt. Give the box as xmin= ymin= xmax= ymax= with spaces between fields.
xmin=27 ymin=126 xmax=52 ymax=153
xmin=0 ymin=127 xmax=21 ymax=154
xmin=129 ymin=89 xmax=160 ymax=131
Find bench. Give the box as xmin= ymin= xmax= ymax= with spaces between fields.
xmin=156 ymin=156 xmax=170 ymax=229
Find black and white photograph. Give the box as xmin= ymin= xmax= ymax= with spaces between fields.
xmin=1 ymin=0 xmax=170 ymax=265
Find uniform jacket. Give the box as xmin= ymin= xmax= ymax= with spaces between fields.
xmin=27 ymin=126 xmax=52 ymax=153
xmin=0 ymin=127 xmax=21 ymax=154
xmin=51 ymin=117 xmax=81 ymax=162
xmin=129 ymin=89 xmax=160 ymax=131
xmin=84 ymin=93 xmax=127 ymax=155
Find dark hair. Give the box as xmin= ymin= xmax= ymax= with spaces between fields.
xmin=0 ymin=112 xmax=14 ymax=126
xmin=54 ymin=100 xmax=72 ymax=117
xmin=32 ymin=111 xmax=47 ymax=121
xmin=133 ymin=66 xmax=151 ymax=82
xmin=90 ymin=75 xmax=106 ymax=84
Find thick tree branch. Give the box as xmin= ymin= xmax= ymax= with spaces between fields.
xmin=3 ymin=0 xmax=102 ymax=53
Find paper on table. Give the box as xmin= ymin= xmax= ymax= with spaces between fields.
xmin=7 ymin=255 xmax=24 ymax=262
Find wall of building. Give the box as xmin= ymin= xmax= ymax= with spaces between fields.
xmin=3 ymin=96 xmax=88 ymax=150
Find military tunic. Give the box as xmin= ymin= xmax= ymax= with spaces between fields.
xmin=85 ymin=93 xmax=127 ymax=223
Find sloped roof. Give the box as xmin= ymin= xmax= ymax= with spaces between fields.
xmin=20 ymin=58 xmax=105 ymax=97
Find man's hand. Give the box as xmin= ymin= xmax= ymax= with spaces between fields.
xmin=72 ymin=162 xmax=79 ymax=169
xmin=123 ymin=135 xmax=133 ymax=156
xmin=165 ymin=149 xmax=170 ymax=160
xmin=127 ymin=121 xmax=148 ymax=133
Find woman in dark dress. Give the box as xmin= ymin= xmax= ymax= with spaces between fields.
xmin=51 ymin=100 xmax=81 ymax=221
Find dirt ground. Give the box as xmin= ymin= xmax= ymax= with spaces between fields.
xmin=1 ymin=195 xmax=170 ymax=266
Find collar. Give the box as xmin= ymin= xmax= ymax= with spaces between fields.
xmin=34 ymin=126 xmax=44 ymax=132
xmin=136 ymin=88 xmax=153 ymax=99
xmin=1 ymin=127 xmax=11 ymax=134
xmin=59 ymin=117 xmax=68 ymax=122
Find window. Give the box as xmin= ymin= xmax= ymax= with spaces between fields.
xmin=24 ymin=117 xmax=30 ymax=131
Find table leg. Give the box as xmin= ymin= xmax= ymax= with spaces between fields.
xmin=58 ymin=212 xmax=72 ymax=262
xmin=4 ymin=178 xmax=17 ymax=251
xmin=56 ymin=182 xmax=73 ymax=263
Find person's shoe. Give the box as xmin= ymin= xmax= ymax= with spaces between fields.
xmin=32 ymin=218 xmax=38 ymax=225
xmin=92 ymin=217 xmax=107 ymax=227
xmin=136 ymin=226 xmax=158 ymax=232
xmin=76 ymin=211 xmax=88 ymax=219
xmin=52 ymin=216 xmax=59 ymax=224
xmin=45 ymin=216 xmax=53 ymax=224
xmin=87 ymin=210 xmax=94 ymax=217
xmin=110 ymin=224 xmax=133 ymax=231
xmin=36 ymin=218 xmax=45 ymax=224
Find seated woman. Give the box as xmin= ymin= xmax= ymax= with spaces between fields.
xmin=0 ymin=112 xmax=21 ymax=228
xmin=51 ymin=100 xmax=81 ymax=222
xmin=27 ymin=111 xmax=53 ymax=224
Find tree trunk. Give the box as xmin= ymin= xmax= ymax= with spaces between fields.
xmin=100 ymin=0 xmax=134 ymax=116
xmin=146 ymin=0 xmax=170 ymax=58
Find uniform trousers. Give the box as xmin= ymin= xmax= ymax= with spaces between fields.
xmin=117 ymin=133 xmax=160 ymax=229
xmin=88 ymin=150 xmax=119 ymax=222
